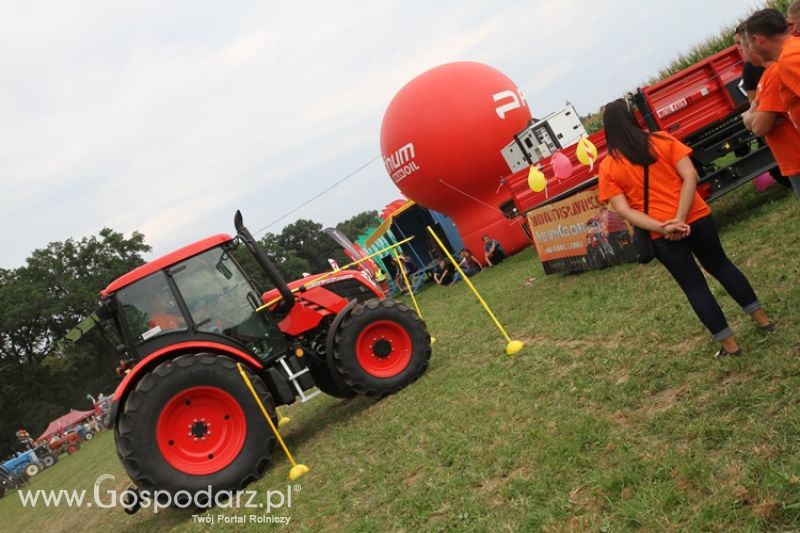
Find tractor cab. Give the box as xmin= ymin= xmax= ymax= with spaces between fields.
xmin=103 ymin=242 xmax=288 ymax=365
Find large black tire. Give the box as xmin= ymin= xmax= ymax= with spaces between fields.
xmin=306 ymin=354 xmax=357 ymax=399
xmin=41 ymin=453 xmax=58 ymax=468
xmin=115 ymin=353 xmax=277 ymax=502
xmin=332 ymin=298 xmax=430 ymax=396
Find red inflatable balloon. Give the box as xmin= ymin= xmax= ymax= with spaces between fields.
xmin=380 ymin=62 xmax=532 ymax=262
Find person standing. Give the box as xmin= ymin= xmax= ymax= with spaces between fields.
xmin=776 ymin=3 xmax=800 ymax=128
xmin=597 ymin=99 xmax=773 ymax=358
xmin=789 ymin=0 xmax=800 ymax=35
xmin=735 ymin=24 xmax=766 ymax=102
xmin=734 ymin=23 xmax=793 ymax=190
xmin=743 ymin=9 xmax=800 ymax=198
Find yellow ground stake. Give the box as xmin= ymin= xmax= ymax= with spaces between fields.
xmin=391 ymin=248 xmax=436 ymax=344
xmin=425 ymin=226 xmax=523 ymax=356
xmin=236 ymin=363 xmax=309 ymax=480
xmin=276 ymin=407 xmax=291 ymax=427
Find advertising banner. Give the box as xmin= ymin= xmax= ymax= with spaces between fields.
xmin=526 ymin=189 xmax=638 ymax=274
xmin=323 ymin=227 xmax=380 ymax=277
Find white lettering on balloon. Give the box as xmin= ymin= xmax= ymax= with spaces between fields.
xmin=493 ymin=88 xmax=528 ymax=119
xmin=384 ymin=143 xmax=421 ymax=183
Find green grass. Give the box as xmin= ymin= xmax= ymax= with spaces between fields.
xmin=2 ymin=184 xmax=799 ymax=531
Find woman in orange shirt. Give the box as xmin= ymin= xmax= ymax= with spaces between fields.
xmin=598 ymin=99 xmax=773 ymax=357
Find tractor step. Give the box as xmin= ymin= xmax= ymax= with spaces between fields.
xmin=277 ymin=357 xmax=321 ymax=403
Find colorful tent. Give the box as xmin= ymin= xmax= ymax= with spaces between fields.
xmin=365 ymin=199 xmax=416 ymax=247
xmin=37 ymin=409 xmax=96 ymax=441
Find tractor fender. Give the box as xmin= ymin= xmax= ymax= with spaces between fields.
xmin=323 ymin=299 xmax=360 ymax=390
xmin=110 ymin=341 xmax=264 ymax=426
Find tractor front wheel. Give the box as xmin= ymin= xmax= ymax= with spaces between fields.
xmin=66 ymin=443 xmax=80 ymax=454
xmin=24 ymin=464 xmax=40 ymax=477
xmin=41 ymin=453 xmax=58 ymax=468
xmin=333 ymin=298 xmax=430 ymax=396
xmin=114 ymin=353 xmax=277 ymax=502
xmin=306 ymin=354 xmax=356 ymax=399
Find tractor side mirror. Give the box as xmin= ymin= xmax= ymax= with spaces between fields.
xmin=96 ymin=298 xmax=116 ymax=320
xmin=216 ymin=254 xmax=234 ymax=280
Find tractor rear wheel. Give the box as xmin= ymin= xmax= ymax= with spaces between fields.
xmin=24 ymin=464 xmax=40 ymax=477
xmin=114 ymin=353 xmax=277 ymax=502
xmin=41 ymin=453 xmax=58 ymax=468
xmin=333 ymin=298 xmax=430 ymax=396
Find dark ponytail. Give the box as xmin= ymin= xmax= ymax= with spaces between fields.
xmin=603 ymin=99 xmax=656 ymax=166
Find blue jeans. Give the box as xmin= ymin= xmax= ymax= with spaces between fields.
xmin=652 ymin=215 xmax=761 ymax=341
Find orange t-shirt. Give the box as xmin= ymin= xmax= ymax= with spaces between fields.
xmin=758 ymin=62 xmax=800 ymax=176
xmin=598 ymin=133 xmax=710 ymax=240
xmin=778 ymin=36 xmax=800 ymax=130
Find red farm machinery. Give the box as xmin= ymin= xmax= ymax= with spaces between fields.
xmin=500 ymin=45 xmax=779 ymax=225
xmin=96 ymin=212 xmax=431 ymax=505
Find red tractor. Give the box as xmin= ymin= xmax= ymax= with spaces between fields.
xmin=47 ymin=433 xmax=82 ymax=456
xmin=96 ymin=212 xmax=431 ymax=502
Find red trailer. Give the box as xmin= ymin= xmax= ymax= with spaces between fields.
xmin=500 ymin=45 xmax=777 ymax=225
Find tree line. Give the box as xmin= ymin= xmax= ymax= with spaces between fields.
xmin=0 ymin=211 xmax=379 ymax=456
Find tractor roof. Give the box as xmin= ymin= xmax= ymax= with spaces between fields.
xmin=102 ymin=234 xmax=233 ymax=296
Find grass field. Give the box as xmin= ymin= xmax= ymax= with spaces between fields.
xmin=2 ymin=183 xmax=799 ymax=532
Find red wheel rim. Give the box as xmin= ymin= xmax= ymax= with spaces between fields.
xmin=355 ymin=320 xmax=413 ymax=378
xmin=156 ymin=386 xmax=246 ymax=475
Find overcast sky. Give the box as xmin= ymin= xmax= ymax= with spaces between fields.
xmin=0 ymin=0 xmax=759 ymax=268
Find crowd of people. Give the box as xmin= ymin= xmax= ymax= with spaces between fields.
xmin=595 ymin=5 xmax=799 ymax=358
xmin=383 ymin=233 xmax=507 ymax=292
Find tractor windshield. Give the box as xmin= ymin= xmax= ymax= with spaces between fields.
xmin=116 ymin=272 xmax=188 ymax=342
xmin=170 ymin=247 xmax=287 ymax=360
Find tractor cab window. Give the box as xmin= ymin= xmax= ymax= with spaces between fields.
xmin=171 ymin=247 xmax=287 ymax=360
xmin=117 ymin=272 xmax=187 ymax=343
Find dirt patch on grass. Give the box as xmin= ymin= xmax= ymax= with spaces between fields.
xmin=720 ymin=370 xmax=757 ymax=388
xmin=614 ymin=369 xmax=629 ymax=385
xmin=670 ymin=333 xmax=709 ymax=355
xmin=637 ymin=384 xmax=688 ymax=417
xmin=752 ymin=496 xmax=779 ymax=521
xmin=607 ymin=411 xmax=635 ymax=429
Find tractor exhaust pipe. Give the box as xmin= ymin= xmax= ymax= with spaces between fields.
xmin=234 ymin=211 xmax=295 ymax=310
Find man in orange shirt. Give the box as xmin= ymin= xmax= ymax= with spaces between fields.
xmin=744 ymin=9 xmax=800 ymax=197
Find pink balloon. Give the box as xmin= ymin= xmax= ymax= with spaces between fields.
xmin=551 ymin=151 xmax=573 ymax=180
xmin=752 ymin=172 xmax=775 ymax=192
